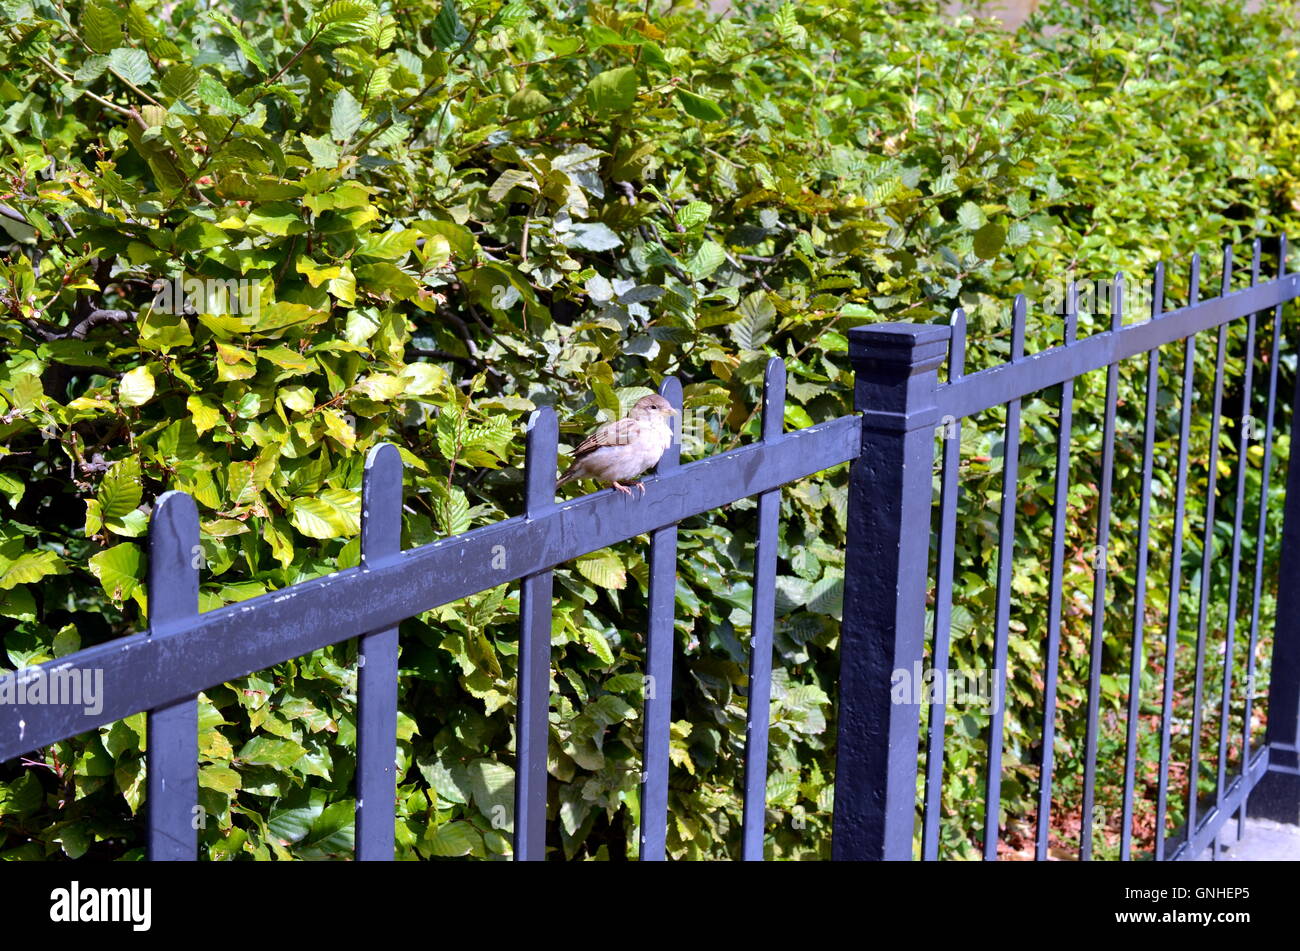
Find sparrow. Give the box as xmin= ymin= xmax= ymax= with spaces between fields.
xmin=556 ymin=394 xmax=678 ymax=496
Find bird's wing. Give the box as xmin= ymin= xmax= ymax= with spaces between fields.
xmin=571 ymin=417 xmax=639 ymax=458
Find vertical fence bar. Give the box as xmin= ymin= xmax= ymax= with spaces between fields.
xmin=921 ymin=309 xmax=966 ymax=862
xmin=1120 ymin=264 xmax=1164 ymax=860
xmin=1156 ymin=254 xmax=1201 ymax=860
xmin=356 ymin=443 xmax=403 ymax=860
xmin=1242 ymin=236 xmax=1288 ymax=835
xmin=1081 ymin=274 xmax=1124 ymax=861
xmin=1216 ymin=242 xmax=1260 ymax=831
xmin=983 ymin=296 xmax=1027 ymax=861
xmin=741 ymin=360 xmax=786 ymax=861
xmin=1036 ymin=285 xmax=1077 ymax=860
xmin=639 ymin=376 xmax=682 ymax=861
xmin=834 ymin=323 xmax=950 ymax=860
xmin=146 ymin=490 xmax=200 ymax=861
xmin=1253 ymin=236 xmax=1300 ymax=826
xmin=1189 ymin=245 xmax=1233 ymax=844
xmin=515 ymin=406 xmax=558 ymax=860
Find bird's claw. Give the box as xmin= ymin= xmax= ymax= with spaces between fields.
xmin=636 ymin=482 xmax=646 ymax=497
xmin=613 ymin=482 xmax=633 ymax=496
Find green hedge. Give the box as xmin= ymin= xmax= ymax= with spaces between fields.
xmin=1 ymin=0 xmax=1297 ymax=859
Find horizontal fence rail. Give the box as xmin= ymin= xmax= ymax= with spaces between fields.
xmin=2 ymin=237 xmax=1299 ymax=861
xmin=0 ymin=413 xmax=859 ymax=765
xmin=937 ymin=271 xmax=1300 ymax=420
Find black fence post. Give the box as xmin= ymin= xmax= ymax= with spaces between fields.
xmin=1252 ymin=364 xmax=1300 ymax=825
xmin=833 ymin=322 xmax=950 ymax=860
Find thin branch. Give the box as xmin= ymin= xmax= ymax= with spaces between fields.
xmin=0 ymin=203 xmax=27 ymax=224
xmin=14 ymin=308 xmax=132 ymax=341
xmin=18 ymin=318 xmax=60 ymax=341
xmin=165 ymin=27 xmax=324 ymax=213
xmin=33 ymin=52 xmax=146 ymax=128
xmin=410 ymin=347 xmax=479 ymax=367
xmin=266 ymin=26 xmax=323 ymax=85
xmin=350 ymin=16 xmax=486 ymax=156
xmin=49 ymin=0 xmax=163 ymax=108
xmin=69 ymin=309 xmax=134 ymax=339
xmin=438 ymin=301 xmax=481 ymax=358
xmin=519 ymin=198 xmax=539 ymax=263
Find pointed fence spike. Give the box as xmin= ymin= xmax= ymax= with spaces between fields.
xmin=741 ymin=360 xmax=784 ymax=860
xmin=923 ymin=328 xmax=962 ymax=858
xmin=1111 ymin=273 xmax=1124 ymax=330
xmin=950 ymin=308 xmax=967 ymax=380
xmin=1011 ymin=294 xmax=1027 ymax=359
xmin=641 ymin=376 xmax=682 ymax=860
xmin=515 ymin=404 xmax=558 ymax=860
xmin=1065 ymin=281 xmax=1079 ymax=343
xmin=356 ymin=442 xmax=403 ymax=860
xmin=147 ymin=490 xmax=200 ymax=861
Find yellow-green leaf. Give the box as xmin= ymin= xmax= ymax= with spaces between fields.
xmin=119 ymin=366 xmax=155 ymax=406
xmin=582 ymin=627 xmax=616 ymax=666
xmin=576 ymin=550 xmax=626 ymax=590
xmin=98 ymin=456 xmax=142 ymax=519
xmin=289 ymin=489 xmax=361 ymax=539
xmin=88 ymin=542 xmax=144 ymax=603
xmin=0 ymin=550 xmax=68 ymax=590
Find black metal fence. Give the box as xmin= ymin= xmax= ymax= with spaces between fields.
xmin=2 ymin=239 xmax=1299 ymax=861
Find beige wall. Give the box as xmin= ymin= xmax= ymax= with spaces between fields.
xmin=948 ymin=1 xmax=1266 ymax=30
xmin=957 ymin=0 xmax=1041 ymax=28
xmin=706 ymin=0 xmax=1042 ymax=28
xmin=709 ymin=2 xmax=1265 ymax=31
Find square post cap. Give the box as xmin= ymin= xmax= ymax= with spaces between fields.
xmin=848 ymin=323 xmax=952 ymax=373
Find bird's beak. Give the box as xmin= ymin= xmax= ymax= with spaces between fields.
xmin=669 ymin=408 xmax=679 ymax=416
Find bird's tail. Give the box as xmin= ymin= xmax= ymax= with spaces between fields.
xmin=556 ymin=466 xmax=577 ymax=487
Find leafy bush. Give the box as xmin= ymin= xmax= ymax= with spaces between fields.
xmin=0 ymin=0 xmax=1297 ymax=859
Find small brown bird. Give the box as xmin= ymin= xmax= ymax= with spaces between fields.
xmin=557 ymin=394 xmax=678 ymax=496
